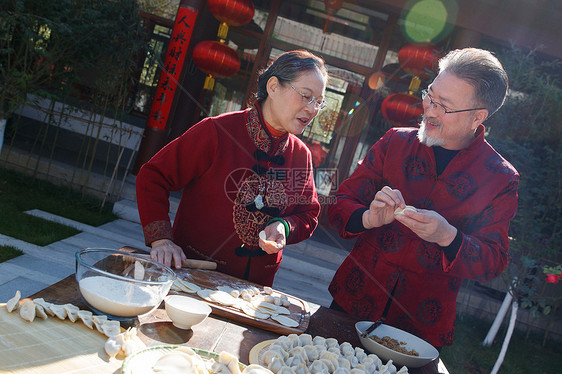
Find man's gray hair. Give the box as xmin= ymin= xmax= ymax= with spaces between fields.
xmin=439 ymin=48 xmax=508 ymax=118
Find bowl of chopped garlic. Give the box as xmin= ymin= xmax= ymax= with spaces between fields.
xmin=356 ymin=321 xmax=439 ymax=368
xmin=75 ymin=248 xmax=176 ymax=320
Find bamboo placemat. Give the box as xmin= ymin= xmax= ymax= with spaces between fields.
xmin=0 ymin=303 xmax=122 ymax=374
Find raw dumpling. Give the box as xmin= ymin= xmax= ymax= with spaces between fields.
xmin=104 ymin=336 xmax=122 ymax=359
xmin=361 ymin=357 xmax=377 ymax=373
xmin=385 ymin=360 xmax=396 ymax=374
xmin=285 ymin=355 xmax=306 ymax=367
xmin=293 ymin=363 xmax=307 ymax=374
xmin=102 ymin=320 xmax=121 ymax=337
xmin=340 ymin=342 xmax=354 ymax=356
xmin=49 ymin=304 xmax=67 ymax=320
xmin=93 ymin=315 xmax=108 ymax=332
xmin=6 ymin=290 xmax=21 ymax=312
xmin=320 ymin=358 xmax=336 ymax=372
xmin=337 ymin=357 xmax=351 ymax=370
xmin=64 ymin=304 xmax=79 ymax=323
xmin=314 ymin=344 xmax=327 ymax=357
xmin=219 ymin=351 xmax=242 ymax=374
xmin=309 ymin=360 xmax=329 ymax=374
xmin=298 ymin=333 xmax=313 ymax=347
xmin=367 ymin=354 xmax=382 ymax=369
xmin=288 ymin=346 xmax=307 ymax=361
xmin=34 ymin=299 xmax=55 ymax=317
xmin=312 ymin=336 xmax=326 ymax=347
xmin=271 ymin=336 xmax=291 ymax=351
xmin=303 ymin=344 xmax=319 ymax=362
xmin=267 ymin=356 xmax=285 ymax=373
xmin=34 ymin=303 xmax=49 ymax=320
xmin=242 ymin=364 xmax=274 ymax=374
xmin=263 ymin=349 xmax=286 ymax=366
xmin=19 ymin=298 xmax=36 ymax=322
xmin=325 ymin=337 xmax=339 ymax=349
xmin=78 ymin=310 xmax=94 ymax=329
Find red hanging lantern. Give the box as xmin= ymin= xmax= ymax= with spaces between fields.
xmin=193 ymin=40 xmax=241 ymax=90
xmin=207 ymin=0 xmax=255 ymax=27
xmin=207 ymin=0 xmax=254 ymax=40
xmin=381 ymin=93 xmax=424 ymax=126
xmin=398 ymin=43 xmax=441 ymax=79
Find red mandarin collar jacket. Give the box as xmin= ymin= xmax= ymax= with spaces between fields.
xmin=328 ymin=126 xmax=519 ymax=346
xmin=136 ymin=103 xmax=320 ymax=286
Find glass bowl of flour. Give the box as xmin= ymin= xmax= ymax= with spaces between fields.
xmin=75 ymin=248 xmax=177 ymax=320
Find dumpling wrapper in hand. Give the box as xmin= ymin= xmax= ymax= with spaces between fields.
xmin=394 ymin=205 xmax=417 ymax=215
xmin=259 ymin=231 xmax=279 ymax=248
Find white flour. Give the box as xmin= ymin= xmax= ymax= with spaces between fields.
xmin=79 ymin=276 xmax=162 ymax=317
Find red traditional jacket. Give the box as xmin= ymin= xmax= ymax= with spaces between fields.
xmin=136 ymin=103 xmax=320 ymax=286
xmin=328 ymin=126 xmax=519 ymax=346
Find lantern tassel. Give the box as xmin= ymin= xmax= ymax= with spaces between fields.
xmin=203 ymin=75 xmax=216 ymax=91
xmin=408 ymin=76 xmax=421 ymax=95
xmin=217 ymin=22 xmax=229 ymax=40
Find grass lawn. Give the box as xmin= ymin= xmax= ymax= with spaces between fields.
xmin=0 ymin=245 xmax=23 ymax=262
xmin=0 ymin=167 xmax=117 ymax=252
xmin=440 ymin=314 xmax=562 ymax=373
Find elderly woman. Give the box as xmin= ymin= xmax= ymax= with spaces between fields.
xmin=136 ymin=50 xmax=328 ymax=286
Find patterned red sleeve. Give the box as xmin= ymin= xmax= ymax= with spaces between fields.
xmin=142 ymin=220 xmax=174 ymax=246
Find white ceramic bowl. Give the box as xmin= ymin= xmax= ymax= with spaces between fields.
xmin=165 ymin=295 xmax=211 ymax=329
xmin=355 ymin=321 xmax=439 ymax=368
xmin=75 ymin=248 xmax=176 ymax=320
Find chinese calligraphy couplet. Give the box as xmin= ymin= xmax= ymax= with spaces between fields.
xmin=146 ymin=6 xmax=198 ymax=131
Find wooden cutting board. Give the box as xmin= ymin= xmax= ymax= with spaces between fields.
xmin=173 ymin=268 xmax=310 ymax=335
xmin=0 ymin=304 xmax=122 ymax=374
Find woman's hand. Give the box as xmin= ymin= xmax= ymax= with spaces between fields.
xmin=362 ymin=186 xmax=405 ymax=229
xmin=259 ymin=221 xmax=286 ymax=254
xmin=150 ymin=239 xmax=186 ymax=269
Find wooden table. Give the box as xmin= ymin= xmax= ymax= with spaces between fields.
xmin=30 ymin=275 xmax=448 ymax=374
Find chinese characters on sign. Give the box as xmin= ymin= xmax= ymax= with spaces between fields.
xmin=146 ymin=6 xmax=198 ymax=130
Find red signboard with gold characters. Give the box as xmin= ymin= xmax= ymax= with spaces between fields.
xmin=146 ymin=6 xmax=198 ymax=131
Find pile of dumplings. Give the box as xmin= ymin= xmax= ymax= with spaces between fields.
xmin=261 ymin=333 xmax=408 ymax=374
xmin=4 ymin=290 xmax=144 ymax=359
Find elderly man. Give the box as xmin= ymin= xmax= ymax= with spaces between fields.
xmin=328 ymin=48 xmax=519 ymax=348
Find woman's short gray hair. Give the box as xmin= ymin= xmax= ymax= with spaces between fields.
xmin=254 ymin=50 xmax=328 ymax=101
xmin=439 ymin=48 xmax=508 ymax=118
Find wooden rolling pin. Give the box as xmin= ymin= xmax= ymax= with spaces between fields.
xmin=119 ymin=246 xmax=217 ymax=270
xmin=182 ymin=259 xmax=217 ymax=270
